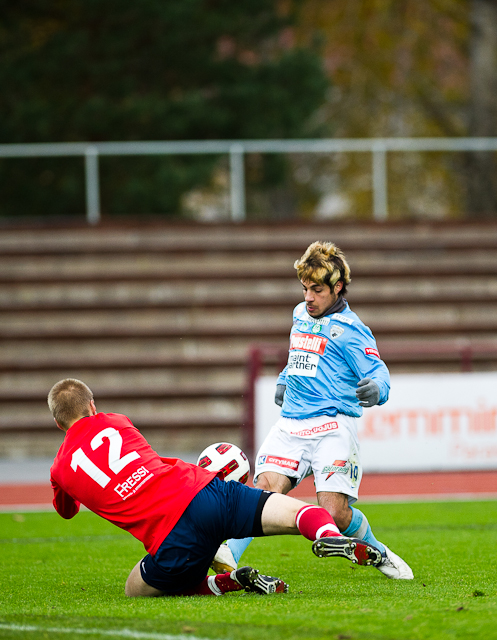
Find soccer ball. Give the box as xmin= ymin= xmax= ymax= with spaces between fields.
xmin=197 ymin=442 xmax=250 ymax=484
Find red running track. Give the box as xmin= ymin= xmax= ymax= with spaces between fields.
xmin=2 ymin=471 xmax=497 ymax=508
xmin=293 ymin=470 xmax=497 ymax=501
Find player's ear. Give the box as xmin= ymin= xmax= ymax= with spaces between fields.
xmin=90 ymin=399 xmax=97 ymax=415
xmin=54 ymin=418 xmax=65 ymax=432
xmin=335 ymin=280 xmax=343 ymax=294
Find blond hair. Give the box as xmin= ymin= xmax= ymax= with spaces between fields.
xmin=294 ymin=241 xmax=351 ymax=294
xmin=47 ymin=378 xmax=94 ymax=430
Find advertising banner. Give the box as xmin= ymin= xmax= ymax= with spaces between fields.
xmin=255 ymin=372 xmax=497 ymax=472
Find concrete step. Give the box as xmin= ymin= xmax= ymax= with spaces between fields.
xmin=1 ymin=338 xmax=496 ymax=378
xmin=2 ymin=221 xmax=497 ymax=253
xmin=0 ymin=307 xmax=289 ymax=335
xmin=0 ymin=367 xmax=245 ymax=393
xmin=0 ymin=253 xmax=294 ymax=281
xmin=0 ymin=396 xmax=243 ymax=430
xmin=1 ymin=335 xmax=496 ymax=370
xmin=0 ymin=303 xmax=495 ymax=337
xmin=2 ymin=276 xmax=497 ymax=309
xmin=1 ymin=249 xmax=497 ymax=282
xmin=0 ymin=336 xmax=277 ymax=364
xmin=0 ymin=279 xmax=300 ymax=307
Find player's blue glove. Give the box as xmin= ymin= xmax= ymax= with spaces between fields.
xmin=356 ymin=378 xmax=380 ymax=407
xmin=275 ymin=384 xmax=286 ymax=407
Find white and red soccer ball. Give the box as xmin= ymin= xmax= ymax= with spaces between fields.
xmin=197 ymin=442 xmax=250 ymax=484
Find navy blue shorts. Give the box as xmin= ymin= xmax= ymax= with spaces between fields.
xmin=140 ymin=477 xmax=271 ymax=593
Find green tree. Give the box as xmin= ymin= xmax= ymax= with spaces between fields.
xmin=0 ymin=0 xmax=329 ymax=217
xmin=294 ymin=0 xmax=497 ymax=220
xmin=466 ymin=0 xmax=497 ymax=217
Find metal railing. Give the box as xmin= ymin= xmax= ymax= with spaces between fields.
xmin=1 ymin=137 xmax=497 ymax=224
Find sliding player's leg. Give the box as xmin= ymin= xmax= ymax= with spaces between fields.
xmin=128 ymin=477 xmax=290 ymax=597
xmin=125 ymin=560 xmax=286 ymax=597
xmin=260 ymin=492 xmax=382 ymax=567
xmin=212 ymin=465 xmax=295 ymax=573
xmin=212 ymin=470 xmax=293 ymax=572
xmin=125 ymin=560 xmax=164 ymax=597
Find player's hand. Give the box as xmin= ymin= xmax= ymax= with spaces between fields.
xmin=275 ymin=384 xmax=286 ymax=407
xmin=356 ymin=378 xmax=380 ymax=407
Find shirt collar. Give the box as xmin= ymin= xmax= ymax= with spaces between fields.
xmin=321 ymin=295 xmax=347 ymax=317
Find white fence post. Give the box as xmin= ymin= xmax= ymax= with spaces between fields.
xmin=85 ymin=146 xmax=100 ymax=225
xmin=372 ymin=142 xmax=388 ymax=222
xmin=229 ymin=143 xmax=246 ymax=222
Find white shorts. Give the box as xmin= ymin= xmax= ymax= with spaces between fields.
xmin=254 ymin=414 xmax=362 ymax=503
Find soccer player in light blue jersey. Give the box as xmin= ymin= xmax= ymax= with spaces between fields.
xmin=213 ymin=241 xmax=413 ymax=580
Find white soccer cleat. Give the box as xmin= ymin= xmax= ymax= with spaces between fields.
xmin=376 ymin=545 xmax=414 ymax=580
xmin=211 ymin=543 xmax=237 ymax=574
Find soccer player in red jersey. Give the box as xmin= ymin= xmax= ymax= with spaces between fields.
xmin=49 ymin=378 xmax=383 ymax=597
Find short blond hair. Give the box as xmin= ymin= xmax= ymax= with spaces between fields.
xmin=47 ymin=378 xmax=94 ymax=430
xmin=294 ymin=241 xmax=351 ymax=294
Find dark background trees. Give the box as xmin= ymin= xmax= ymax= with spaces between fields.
xmin=0 ymin=0 xmax=329 ymax=217
xmin=1 ymin=0 xmax=496 ymax=220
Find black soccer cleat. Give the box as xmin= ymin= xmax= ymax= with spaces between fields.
xmin=312 ymin=536 xmax=383 ymax=567
xmin=232 ymin=566 xmax=289 ymax=594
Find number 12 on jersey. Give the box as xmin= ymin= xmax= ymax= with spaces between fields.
xmin=71 ymin=427 xmax=140 ymax=488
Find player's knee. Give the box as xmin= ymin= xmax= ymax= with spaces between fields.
xmin=255 ymin=471 xmax=292 ymax=494
xmin=125 ymin=572 xmax=146 ymax=597
xmin=255 ymin=473 xmax=271 ymax=491
xmin=125 ymin=562 xmax=163 ymax=597
xmin=125 ymin=577 xmax=163 ymax=598
xmin=125 ymin=576 xmax=140 ymax=597
xmin=125 ymin=581 xmax=137 ymax=597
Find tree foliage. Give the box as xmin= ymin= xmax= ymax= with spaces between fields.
xmin=294 ymin=0 xmax=497 ymax=219
xmin=0 ymin=0 xmax=329 ymax=217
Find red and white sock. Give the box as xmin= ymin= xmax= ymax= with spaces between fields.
xmin=210 ymin=572 xmax=243 ymax=595
xmin=296 ymin=505 xmax=341 ymax=540
xmin=177 ymin=572 xmax=243 ymax=597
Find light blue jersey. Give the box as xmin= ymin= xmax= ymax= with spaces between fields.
xmin=278 ymin=301 xmax=390 ymax=419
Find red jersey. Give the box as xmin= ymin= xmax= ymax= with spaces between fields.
xmin=50 ymin=413 xmax=217 ymax=555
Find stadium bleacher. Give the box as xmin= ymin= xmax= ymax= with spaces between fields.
xmin=1 ymin=220 xmax=497 ymax=461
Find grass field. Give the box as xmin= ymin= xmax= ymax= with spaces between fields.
xmin=1 ymin=500 xmax=496 ymax=640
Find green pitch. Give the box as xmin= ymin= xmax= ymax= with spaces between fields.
xmin=1 ymin=500 xmax=496 ymax=640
